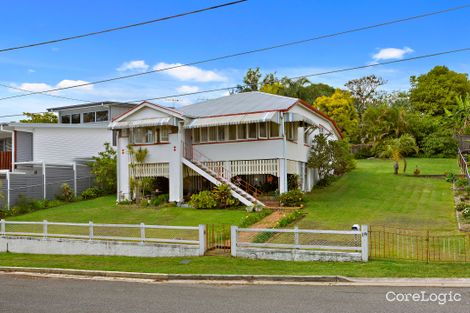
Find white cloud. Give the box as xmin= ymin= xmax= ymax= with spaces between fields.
xmin=372 ymin=47 xmax=414 ymax=61
xmin=117 ymin=60 xmax=149 ymax=72
xmin=19 ymin=83 xmax=52 ymax=92
xmin=27 ymin=69 xmax=35 ymax=73
xmin=176 ymin=85 xmax=200 ymax=93
xmin=153 ymin=62 xmax=227 ymax=82
xmin=56 ymin=79 xmax=94 ymax=91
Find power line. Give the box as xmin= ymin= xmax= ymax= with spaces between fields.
xmin=131 ymin=47 xmax=470 ymax=102
xmin=0 ymin=4 xmax=467 ymax=102
xmin=0 ymin=82 xmax=89 ymax=102
xmin=2 ymin=47 xmax=469 ymax=119
xmin=0 ymin=0 xmax=247 ymax=53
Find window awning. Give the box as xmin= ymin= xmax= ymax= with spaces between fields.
xmin=284 ymin=112 xmax=316 ymax=126
xmin=185 ymin=111 xmax=280 ymax=129
xmin=109 ymin=117 xmax=177 ymax=130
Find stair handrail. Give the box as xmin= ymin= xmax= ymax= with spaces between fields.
xmin=458 ymin=148 xmax=470 ymax=183
xmin=182 ymin=141 xmax=262 ymax=199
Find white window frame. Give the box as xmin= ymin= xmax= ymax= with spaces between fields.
xmin=228 ymin=125 xmax=237 ymax=141
xmin=258 ymin=122 xmax=267 ymax=139
xmin=247 ymin=123 xmax=257 ymax=139
xmin=237 ymin=124 xmax=247 ymax=140
xmin=200 ymin=127 xmax=208 ymax=143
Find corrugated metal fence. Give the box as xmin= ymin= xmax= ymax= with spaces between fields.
xmin=369 ymin=226 xmax=470 ymax=263
xmin=0 ymin=162 xmax=94 ymax=209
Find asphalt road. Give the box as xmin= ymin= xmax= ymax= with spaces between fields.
xmin=1 ymin=274 xmax=470 ymax=313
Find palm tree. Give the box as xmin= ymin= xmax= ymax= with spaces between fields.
xmin=128 ymin=145 xmax=149 ymax=202
xmin=446 ymin=94 xmax=470 ymax=135
xmin=379 ymin=134 xmax=418 ymax=173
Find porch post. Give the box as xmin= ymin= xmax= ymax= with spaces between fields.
xmin=169 ymin=121 xmax=184 ymax=203
xmin=279 ymin=113 xmax=288 ymax=194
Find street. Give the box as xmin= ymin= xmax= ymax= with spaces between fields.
xmin=0 ymin=274 xmax=469 ymax=313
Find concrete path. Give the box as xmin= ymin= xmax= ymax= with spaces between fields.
xmin=1 ymin=273 xmax=469 ymax=313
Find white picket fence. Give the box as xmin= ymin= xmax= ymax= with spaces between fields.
xmin=0 ymin=220 xmax=206 ymax=256
xmin=231 ymin=225 xmax=368 ymax=262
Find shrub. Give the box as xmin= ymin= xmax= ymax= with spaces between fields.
xmin=455 ymin=178 xmax=468 ymax=188
xmin=413 ymin=166 xmax=421 ymax=176
xmin=81 ymin=187 xmax=102 ymax=200
xmin=463 ymin=207 xmax=470 ymax=219
xmin=7 ymin=195 xmax=63 ymax=217
xmin=238 ymin=210 xmax=272 ymax=228
xmin=279 ymin=189 xmax=304 ymax=207
xmin=212 ymin=184 xmax=239 ymax=208
xmin=90 ymin=143 xmax=117 ymax=194
xmin=57 ymin=183 xmax=74 ymax=202
xmin=189 ymin=191 xmax=218 ymax=209
xmin=456 ymin=202 xmax=467 ymax=212
xmin=445 ymin=173 xmax=457 ymax=183
xmin=288 ymin=174 xmax=299 ymax=190
xmin=150 ymin=194 xmax=169 ymax=207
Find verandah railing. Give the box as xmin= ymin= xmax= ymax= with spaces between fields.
xmin=458 ymin=148 xmax=470 ymax=184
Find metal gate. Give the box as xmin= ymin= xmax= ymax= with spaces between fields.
xmin=205 ymin=224 xmax=231 ymax=254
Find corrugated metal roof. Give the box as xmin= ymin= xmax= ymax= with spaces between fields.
xmin=185 ymin=111 xmax=279 ymax=129
xmin=109 ymin=117 xmax=177 ymax=129
xmin=47 ymin=101 xmax=136 ymax=112
xmin=179 ymin=92 xmax=298 ymax=117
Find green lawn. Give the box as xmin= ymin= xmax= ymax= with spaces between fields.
xmin=7 ymin=196 xmax=250 ymax=227
xmin=299 ymin=158 xmax=459 ymax=232
xmin=1 ymin=253 xmax=470 ymax=278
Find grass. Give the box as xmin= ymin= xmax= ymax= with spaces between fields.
xmin=1 ymin=253 xmax=470 ymax=278
xmin=7 ymin=196 xmax=252 ymax=227
xmin=299 ymin=158 xmax=459 ymax=232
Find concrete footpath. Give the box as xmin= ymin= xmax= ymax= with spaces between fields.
xmin=1 ymin=266 xmax=470 ymax=287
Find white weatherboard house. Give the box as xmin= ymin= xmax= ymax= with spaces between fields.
xmin=111 ymin=92 xmax=342 ymax=207
xmin=0 ymin=101 xmax=136 ymax=168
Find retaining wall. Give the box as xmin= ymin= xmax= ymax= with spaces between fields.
xmin=0 ymin=236 xmax=200 ymax=257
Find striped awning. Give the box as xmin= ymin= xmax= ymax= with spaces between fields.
xmin=185 ymin=111 xmax=280 ymax=129
xmin=284 ymin=112 xmax=316 ymax=126
xmin=109 ymin=117 xmax=177 ymax=130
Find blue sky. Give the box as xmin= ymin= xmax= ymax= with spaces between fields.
xmin=0 ymin=0 xmax=469 ymax=121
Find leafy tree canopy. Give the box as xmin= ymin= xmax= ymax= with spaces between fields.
xmin=410 ymin=65 xmax=470 ymax=116
xmin=314 ymin=89 xmax=358 ymax=140
xmin=345 ymin=75 xmax=386 ymax=115
xmin=20 ymin=112 xmax=58 ymax=123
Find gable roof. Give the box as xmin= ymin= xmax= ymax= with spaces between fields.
xmin=112 ymin=101 xmax=184 ymax=123
xmin=179 ymin=92 xmax=297 ymax=117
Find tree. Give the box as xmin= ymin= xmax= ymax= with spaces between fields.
xmin=235 ymin=67 xmax=262 ymax=93
xmin=345 ymin=75 xmax=386 ymax=115
xmin=20 ymin=112 xmax=58 ymax=123
xmin=128 ymin=146 xmax=149 ymax=202
xmin=445 ymin=94 xmax=470 ymax=135
xmin=379 ymin=134 xmax=418 ymax=173
xmin=90 ymin=143 xmax=117 ymax=194
xmin=410 ymin=66 xmax=470 ymax=116
xmin=314 ymin=89 xmax=359 ymax=139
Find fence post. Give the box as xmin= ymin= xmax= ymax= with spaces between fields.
xmin=198 ymin=224 xmax=206 ymax=256
xmin=361 ymin=225 xmax=368 ymax=262
xmin=294 ymin=226 xmax=300 ymax=248
xmin=0 ymin=219 xmax=5 ymax=236
xmin=42 ymin=162 xmax=46 ymax=200
xmin=231 ymin=226 xmax=238 ymax=257
xmin=73 ymin=162 xmax=77 ymax=198
xmin=6 ymin=171 xmax=10 ymax=210
xmin=89 ymin=221 xmax=94 ymax=240
xmin=140 ymin=223 xmax=145 ymax=244
xmin=43 ymin=220 xmax=48 ymax=239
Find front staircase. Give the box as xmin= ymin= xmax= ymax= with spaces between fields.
xmin=182 ymin=158 xmax=265 ymax=207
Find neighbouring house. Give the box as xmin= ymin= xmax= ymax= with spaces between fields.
xmin=0 ymin=101 xmax=137 ymax=209
xmin=110 ymin=92 xmax=342 ymax=206
xmin=2 ymin=101 xmax=136 ymax=167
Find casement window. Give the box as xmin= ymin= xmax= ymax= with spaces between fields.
xmin=193 ymin=128 xmax=200 ymax=144
xmin=269 ymin=122 xmax=280 ymax=138
xmin=259 ymin=122 xmax=267 ymax=139
xmin=200 ymin=127 xmax=208 ymax=143
xmin=61 ymin=115 xmax=70 ymax=124
xmin=96 ymin=110 xmax=109 ymax=122
xmin=159 ymin=126 xmax=169 ymax=142
xmin=237 ymin=124 xmax=247 ymax=140
xmin=248 ymin=123 xmax=257 ymax=139
xmin=71 ymin=114 xmax=81 ymax=124
xmin=208 ymin=126 xmax=217 ymax=142
xmin=83 ymin=112 xmax=96 ymax=123
xmin=217 ymin=126 xmax=226 ymax=141
xmin=228 ymin=125 xmax=237 ymax=140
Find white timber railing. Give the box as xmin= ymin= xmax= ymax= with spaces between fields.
xmin=231 ymin=225 xmax=368 ymax=262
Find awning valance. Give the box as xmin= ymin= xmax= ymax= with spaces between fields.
xmin=185 ymin=111 xmax=280 ymax=129
xmin=109 ymin=117 xmax=177 ymax=130
xmin=284 ymin=112 xmax=316 ymax=126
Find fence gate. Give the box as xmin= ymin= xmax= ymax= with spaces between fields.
xmin=205 ymin=224 xmax=231 ymax=255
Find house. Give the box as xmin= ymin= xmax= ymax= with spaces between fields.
xmin=1 ymin=101 xmax=136 ymax=168
xmin=110 ymin=92 xmax=342 ymax=206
